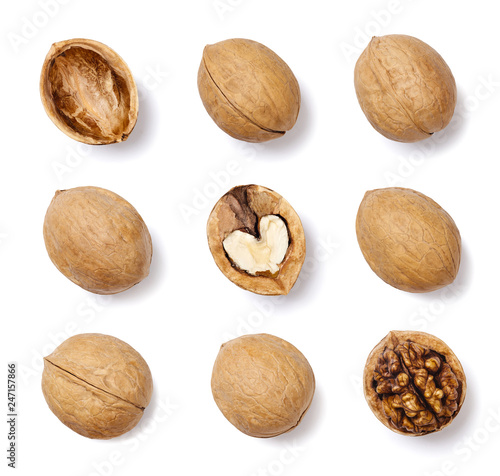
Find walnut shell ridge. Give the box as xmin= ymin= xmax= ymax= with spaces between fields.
xmin=363 ymin=331 xmax=466 ymax=436
xmin=198 ymin=38 xmax=300 ymax=143
xmin=43 ymin=186 xmax=152 ymax=295
xmin=42 ymin=333 xmax=153 ymax=439
xmin=207 ymin=185 xmax=306 ymax=295
xmin=211 ymin=334 xmax=315 ymax=438
xmin=356 ymin=187 xmax=461 ymax=293
xmin=40 ymin=38 xmax=138 ymax=145
xmin=354 ymin=34 xmax=456 ymax=142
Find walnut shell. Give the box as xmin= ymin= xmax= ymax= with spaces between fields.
xmin=354 ymin=34 xmax=456 ymax=142
xmin=42 ymin=333 xmax=153 ymax=439
xmin=363 ymin=330 xmax=466 ymax=436
xmin=43 ymin=186 xmax=152 ymax=295
xmin=207 ymin=185 xmax=306 ymax=295
xmin=40 ymin=38 xmax=138 ymax=145
xmin=356 ymin=187 xmax=461 ymax=293
xmin=211 ymin=334 xmax=315 ymax=438
xmin=198 ymin=38 xmax=300 ymax=143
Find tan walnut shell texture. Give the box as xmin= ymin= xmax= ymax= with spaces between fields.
xmin=211 ymin=334 xmax=315 ymax=438
xmin=40 ymin=38 xmax=138 ymax=145
xmin=363 ymin=331 xmax=466 ymax=436
xmin=42 ymin=333 xmax=153 ymax=439
xmin=207 ymin=185 xmax=306 ymax=295
xmin=198 ymin=38 xmax=300 ymax=143
xmin=356 ymin=187 xmax=461 ymax=293
xmin=43 ymin=186 xmax=152 ymax=295
xmin=354 ymin=34 xmax=456 ymax=142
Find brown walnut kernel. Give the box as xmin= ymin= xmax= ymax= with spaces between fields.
xmin=363 ymin=331 xmax=466 ymax=436
xmin=207 ymin=185 xmax=306 ymax=295
xmin=40 ymin=38 xmax=138 ymax=145
xmin=211 ymin=333 xmax=315 ymax=438
xmin=198 ymin=38 xmax=300 ymax=143
xmin=354 ymin=34 xmax=456 ymax=143
xmin=43 ymin=186 xmax=152 ymax=295
xmin=42 ymin=333 xmax=153 ymax=439
xmin=356 ymin=187 xmax=461 ymax=293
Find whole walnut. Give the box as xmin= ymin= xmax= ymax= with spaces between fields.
xmin=356 ymin=187 xmax=461 ymax=293
xmin=43 ymin=186 xmax=152 ymax=294
xmin=364 ymin=331 xmax=466 ymax=436
xmin=42 ymin=333 xmax=153 ymax=439
xmin=211 ymin=334 xmax=315 ymax=438
xmin=198 ymin=38 xmax=300 ymax=143
xmin=354 ymin=34 xmax=456 ymax=142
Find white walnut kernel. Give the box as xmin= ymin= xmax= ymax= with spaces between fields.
xmin=223 ymin=215 xmax=289 ymax=276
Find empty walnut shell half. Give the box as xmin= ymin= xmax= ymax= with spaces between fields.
xmin=198 ymin=38 xmax=300 ymax=142
xmin=43 ymin=186 xmax=152 ymax=295
xmin=40 ymin=38 xmax=138 ymax=145
xmin=211 ymin=333 xmax=315 ymax=438
xmin=42 ymin=333 xmax=153 ymax=439
xmin=356 ymin=187 xmax=461 ymax=293
xmin=363 ymin=331 xmax=466 ymax=436
xmin=354 ymin=34 xmax=456 ymax=142
xmin=207 ymin=185 xmax=306 ymax=295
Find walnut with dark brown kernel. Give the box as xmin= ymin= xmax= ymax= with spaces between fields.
xmin=207 ymin=185 xmax=306 ymax=295
xmin=363 ymin=331 xmax=466 ymax=436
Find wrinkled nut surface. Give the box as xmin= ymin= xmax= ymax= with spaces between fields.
xmin=211 ymin=333 xmax=315 ymax=438
xmin=43 ymin=186 xmax=152 ymax=295
xmin=40 ymin=38 xmax=138 ymax=145
xmin=207 ymin=185 xmax=306 ymax=295
xmin=42 ymin=333 xmax=153 ymax=439
xmin=364 ymin=331 xmax=466 ymax=436
xmin=198 ymin=38 xmax=300 ymax=143
xmin=354 ymin=34 xmax=456 ymax=142
xmin=356 ymin=187 xmax=461 ymax=293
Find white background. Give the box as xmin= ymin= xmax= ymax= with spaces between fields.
xmin=1 ymin=0 xmax=499 ymax=475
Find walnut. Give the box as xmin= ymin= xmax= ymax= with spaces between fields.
xmin=354 ymin=34 xmax=456 ymax=142
xmin=356 ymin=187 xmax=461 ymax=293
xmin=43 ymin=186 xmax=152 ymax=295
xmin=211 ymin=334 xmax=315 ymax=438
xmin=198 ymin=38 xmax=300 ymax=142
xmin=207 ymin=185 xmax=306 ymax=295
xmin=40 ymin=38 xmax=138 ymax=145
xmin=363 ymin=331 xmax=466 ymax=436
xmin=42 ymin=333 xmax=153 ymax=439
